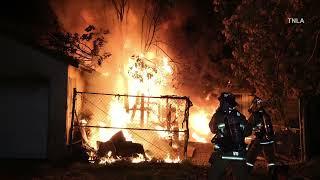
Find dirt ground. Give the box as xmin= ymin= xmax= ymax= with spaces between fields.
xmin=0 ymin=160 xmax=207 ymax=180
xmin=0 ymin=159 xmax=302 ymax=180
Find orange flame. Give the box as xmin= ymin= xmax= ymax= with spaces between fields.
xmin=164 ymin=153 xmax=181 ymax=163
xmin=88 ymin=99 xmax=133 ymax=149
xmin=191 ymin=133 xmax=207 ymax=143
xmin=189 ymin=111 xmax=211 ymax=143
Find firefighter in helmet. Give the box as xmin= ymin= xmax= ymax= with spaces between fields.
xmin=208 ymin=92 xmax=251 ymax=180
xmin=246 ymin=96 xmax=277 ymax=178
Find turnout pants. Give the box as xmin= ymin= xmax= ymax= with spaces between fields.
xmin=246 ymin=139 xmax=276 ymax=168
xmin=208 ymin=151 xmax=248 ymax=180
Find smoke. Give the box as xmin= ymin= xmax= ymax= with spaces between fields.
xmin=49 ymin=0 xmax=227 ymax=109
xmin=157 ymin=0 xmax=227 ymax=107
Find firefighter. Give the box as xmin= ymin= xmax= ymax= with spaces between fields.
xmin=208 ymin=92 xmax=251 ymax=180
xmin=246 ymin=96 xmax=277 ymax=179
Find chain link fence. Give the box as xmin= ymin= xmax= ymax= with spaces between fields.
xmin=69 ymin=89 xmax=192 ymax=161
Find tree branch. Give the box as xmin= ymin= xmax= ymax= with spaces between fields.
xmin=79 ymin=41 xmax=93 ymax=52
xmin=305 ymin=30 xmax=320 ymax=65
xmin=141 ymin=0 xmax=148 ymax=50
xmin=151 ymin=43 xmax=183 ymax=65
xmin=74 ymin=51 xmax=91 ymax=60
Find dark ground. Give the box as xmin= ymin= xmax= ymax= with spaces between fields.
xmin=1 ymin=159 xmax=314 ymax=180
xmin=0 ymin=160 xmax=208 ymax=180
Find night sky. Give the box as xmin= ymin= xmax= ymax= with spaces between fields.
xmin=0 ymin=0 xmax=56 ymax=42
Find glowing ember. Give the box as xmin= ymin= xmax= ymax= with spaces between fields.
xmin=99 ymin=151 xmax=118 ymax=164
xmin=98 ymin=151 xmax=181 ymax=164
xmin=131 ymin=153 xmax=151 ymax=163
xmin=164 ymin=154 xmax=181 ymax=163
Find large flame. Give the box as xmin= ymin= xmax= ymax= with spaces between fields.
xmin=88 ymin=52 xmax=181 ymax=160
xmin=126 ymin=54 xmax=173 ymax=97
xmin=190 ymin=110 xmax=212 ymax=143
xmin=88 ymin=99 xmax=133 ymax=149
xmin=85 ymin=52 xmax=218 ymax=164
xmin=86 ymin=51 xmax=215 ymax=164
xmin=52 ymin=0 xmax=221 ymax=164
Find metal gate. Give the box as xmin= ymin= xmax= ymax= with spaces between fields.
xmin=69 ymin=89 xmax=192 ymax=161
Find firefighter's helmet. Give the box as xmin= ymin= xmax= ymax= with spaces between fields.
xmin=248 ymin=96 xmax=264 ymax=113
xmin=218 ymin=92 xmax=238 ymax=109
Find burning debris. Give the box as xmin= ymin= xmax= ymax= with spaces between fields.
xmin=96 ymin=131 xmax=145 ymax=160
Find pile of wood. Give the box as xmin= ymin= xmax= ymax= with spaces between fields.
xmin=96 ymin=131 xmax=145 ymax=158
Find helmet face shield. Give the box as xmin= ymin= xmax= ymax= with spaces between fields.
xmin=220 ymin=100 xmax=231 ymax=112
xmin=218 ymin=92 xmax=231 ymax=101
xmin=249 ymin=96 xmax=263 ymax=112
xmin=218 ymin=92 xmax=238 ymax=111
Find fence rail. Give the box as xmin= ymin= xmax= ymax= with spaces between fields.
xmin=69 ymin=89 xmax=192 ymax=161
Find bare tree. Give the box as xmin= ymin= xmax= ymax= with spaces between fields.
xmin=140 ymin=0 xmax=164 ymax=52
xmin=111 ymin=0 xmax=129 ymax=23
